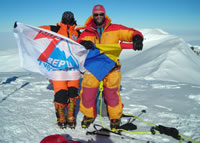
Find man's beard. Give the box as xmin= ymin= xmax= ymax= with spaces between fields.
xmin=94 ymin=17 xmax=105 ymax=26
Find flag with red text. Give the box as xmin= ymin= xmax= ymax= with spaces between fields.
xmin=13 ymin=22 xmax=88 ymax=80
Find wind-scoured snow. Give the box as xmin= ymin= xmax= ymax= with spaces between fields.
xmin=0 ymin=29 xmax=200 ymax=143
xmin=120 ymin=29 xmax=200 ymax=85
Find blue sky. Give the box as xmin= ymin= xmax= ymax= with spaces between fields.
xmin=0 ymin=0 xmax=200 ymax=43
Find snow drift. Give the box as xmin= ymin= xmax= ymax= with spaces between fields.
xmin=120 ymin=29 xmax=200 ymax=85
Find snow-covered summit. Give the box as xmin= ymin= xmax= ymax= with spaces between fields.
xmin=141 ymin=28 xmax=169 ymax=36
xmin=120 ymin=29 xmax=200 ymax=85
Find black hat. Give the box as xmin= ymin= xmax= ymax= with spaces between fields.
xmin=61 ymin=11 xmax=76 ymax=25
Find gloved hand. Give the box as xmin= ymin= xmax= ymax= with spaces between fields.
xmin=132 ymin=35 xmax=143 ymax=51
xmin=80 ymin=40 xmax=94 ymax=50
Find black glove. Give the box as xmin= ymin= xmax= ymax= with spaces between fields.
xmin=80 ymin=40 xmax=94 ymax=50
xmin=132 ymin=35 xmax=143 ymax=51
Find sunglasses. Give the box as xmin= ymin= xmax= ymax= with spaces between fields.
xmin=93 ymin=13 xmax=105 ymax=17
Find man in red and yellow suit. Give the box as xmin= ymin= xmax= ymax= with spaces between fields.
xmin=40 ymin=11 xmax=83 ymax=129
xmin=78 ymin=5 xmax=144 ymax=130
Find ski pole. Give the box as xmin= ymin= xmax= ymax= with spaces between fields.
xmin=122 ymin=109 xmax=146 ymax=123
xmin=129 ymin=109 xmax=146 ymax=123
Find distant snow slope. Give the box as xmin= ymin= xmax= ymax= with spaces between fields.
xmin=120 ymin=29 xmax=200 ymax=85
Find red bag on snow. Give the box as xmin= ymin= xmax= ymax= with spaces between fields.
xmin=40 ymin=134 xmax=68 ymax=143
xmin=40 ymin=134 xmax=80 ymax=143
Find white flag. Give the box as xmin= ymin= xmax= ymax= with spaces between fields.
xmin=13 ymin=22 xmax=88 ymax=80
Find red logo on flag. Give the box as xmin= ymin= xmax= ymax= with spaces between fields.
xmin=34 ymin=30 xmax=63 ymax=62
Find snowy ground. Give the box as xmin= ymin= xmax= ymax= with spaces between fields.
xmin=0 ymin=28 xmax=200 ymax=143
xmin=0 ymin=73 xmax=200 ymax=143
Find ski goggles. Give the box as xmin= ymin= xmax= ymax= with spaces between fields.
xmin=93 ymin=13 xmax=105 ymax=17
